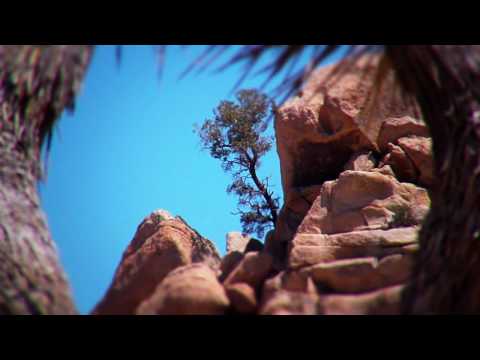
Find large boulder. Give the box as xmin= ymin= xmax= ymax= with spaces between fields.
xmin=136 ymin=263 xmax=229 ymax=315
xmin=319 ymin=284 xmax=405 ymax=315
xmin=377 ymin=116 xmax=429 ymax=153
xmin=225 ymin=282 xmax=258 ymax=314
xmin=260 ymin=290 xmax=320 ymax=315
xmin=397 ymin=136 xmax=433 ymax=187
xmin=261 ymin=270 xmax=317 ymax=309
xmin=293 ymin=171 xmax=430 ymax=236
xmin=218 ymin=251 xmax=244 ymax=282
xmin=92 ymin=210 xmax=221 ymax=315
xmin=223 ymin=252 xmax=274 ymax=291
xmin=298 ymin=254 xmax=414 ymax=293
xmin=289 ymin=228 xmax=419 ymax=269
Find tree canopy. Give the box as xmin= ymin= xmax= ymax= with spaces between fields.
xmin=197 ymin=89 xmax=279 ymax=238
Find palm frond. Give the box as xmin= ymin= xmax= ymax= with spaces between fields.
xmin=0 ymin=45 xmax=94 ymax=179
xmin=181 ymin=45 xmax=385 ymax=103
xmin=179 ymin=45 xmax=230 ymax=79
xmin=153 ymin=45 xmax=168 ymax=80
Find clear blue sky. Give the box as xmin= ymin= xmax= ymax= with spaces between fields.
xmin=38 ymin=45 xmax=342 ymax=314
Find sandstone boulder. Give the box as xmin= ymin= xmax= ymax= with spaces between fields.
xmin=299 ymin=254 xmax=413 ymax=293
xmin=218 ymin=251 xmax=244 ymax=283
xmin=224 ymin=252 xmax=274 ymax=290
xmin=260 ymin=270 xmax=317 ymax=311
xmin=260 ymin=290 xmax=320 ymax=315
xmin=136 ymin=263 xmax=229 ymax=315
xmin=397 ymin=136 xmax=434 ymax=187
xmin=92 ymin=210 xmax=221 ymax=315
xmin=225 ymin=282 xmax=257 ymax=314
xmin=377 ymin=116 xmax=429 ymax=153
xmin=319 ymin=284 xmax=404 ymax=315
xmin=294 ymin=171 xmax=430 ymax=237
xmin=289 ymin=227 xmax=419 ymax=269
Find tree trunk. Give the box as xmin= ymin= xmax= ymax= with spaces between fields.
xmin=0 ymin=46 xmax=93 ymax=314
xmin=248 ymin=160 xmax=278 ymax=225
xmin=386 ymin=45 xmax=480 ymax=313
xmin=0 ymin=131 xmax=78 ymax=314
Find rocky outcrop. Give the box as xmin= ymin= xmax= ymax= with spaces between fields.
xmin=223 ymin=252 xmax=274 ymax=290
xmin=289 ymin=228 xmax=419 ymax=269
xmin=92 ymin=56 xmax=434 ymax=315
xmin=136 ymin=263 xmax=229 ymax=315
xmin=92 ymin=210 xmax=221 ymax=315
xmin=294 ymin=171 xmax=429 ymax=235
xmin=298 ymin=254 xmax=413 ymax=293
xmin=377 ymin=117 xmax=433 ymax=187
xmin=225 ymin=283 xmax=257 ymax=314
xmin=261 ymin=55 xmax=433 ymax=314
xmin=319 ymin=285 xmax=404 ymax=315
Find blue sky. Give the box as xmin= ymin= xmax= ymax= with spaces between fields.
xmin=38 ymin=45 xmax=342 ymax=314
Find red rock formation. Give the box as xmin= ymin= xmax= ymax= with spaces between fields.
xmin=271 ymin=56 xmax=419 ymax=253
xmin=223 ymin=252 xmax=274 ymax=290
xmin=92 ymin=210 xmax=220 ymax=315
xmin=377 ymin=116 xmax=430 ymax=153
xmin=225 ymin=283 xmax=257 ymax=314
xmin=259 ymin=55 xmax=433 ymax=314
xmin=136 ymin=263 xmax=229 ymax=315
xmin=92 ymin=56 xmax=435 ymax=315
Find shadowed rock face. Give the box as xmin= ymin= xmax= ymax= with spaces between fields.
xmin=92 ymin=56 xmax=435 ymax=315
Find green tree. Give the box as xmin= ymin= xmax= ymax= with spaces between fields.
xmin=196 ymin=89 xmax=279 ymax=238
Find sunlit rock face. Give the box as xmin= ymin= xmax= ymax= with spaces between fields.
xmin=275 ymin=54 xmax=414 ymax=198
xmin=92 ymin=210 xmax=221 ymax=315
xmin=136 ymin=263 xmax=229 ymax=315
xmin=258 ymin=54 xmax=434 ymax=314
xmin=271 ymin=54 xmax=430 ymax=250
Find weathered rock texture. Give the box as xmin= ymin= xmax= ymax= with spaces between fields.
xmin=136 ymin=263 xmax=229 ymax=315
xmin=92 ymin=56 xmax=433 ymax=315
xmin=92 ymin=210 xmax=221 ymax=314
xmin=260 ymin=55 xmax=433 ymax=314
